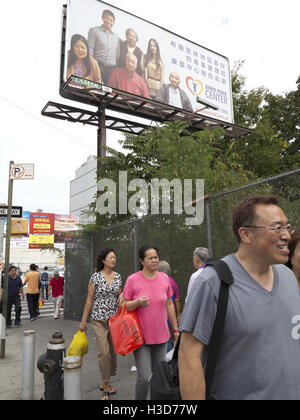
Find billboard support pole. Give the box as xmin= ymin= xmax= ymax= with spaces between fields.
xmin=97 ymin=107 xmax=106 ymax=179
xmin=0 ymin=161 xmax=14 ymax=359
xmin=96 ymin=107 xmax=106 ymax=224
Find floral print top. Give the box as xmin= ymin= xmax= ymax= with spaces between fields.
xmin=90 ymin=271 xmax=122 ymax=321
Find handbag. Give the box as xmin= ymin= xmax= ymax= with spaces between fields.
xmin=109 ymin=304 xmax=144 ymax=356
xmin=150 ymin=259 xmax=234 ymax=400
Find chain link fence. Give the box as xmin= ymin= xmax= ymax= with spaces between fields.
xmin=65 ymin=169 xmax=300 ymax=320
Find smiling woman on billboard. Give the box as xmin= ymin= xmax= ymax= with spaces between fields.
xmin=142 ymin=39 xmax=165 ymax=100
xmin=67 ymin=34 xmax=102 ymax=83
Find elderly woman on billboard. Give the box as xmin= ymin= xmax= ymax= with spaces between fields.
xmin=118 ymin=28 xmax=143 ymax=77
xmin=67 ymin=34 xmax=102 ymax=84
xmin=143 ymin=39 xmax=165 ymax=100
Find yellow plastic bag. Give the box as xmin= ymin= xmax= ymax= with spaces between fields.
xmin=66 ymin=330 xmax=88 ymax=357
xmin=39 ymin=298 xmax=44 ymax=307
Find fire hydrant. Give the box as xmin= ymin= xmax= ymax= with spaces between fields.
xmin=37 ymin=331 xmax=66 ymax=400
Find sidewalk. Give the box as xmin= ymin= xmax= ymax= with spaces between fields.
xmin=0 ymin=315 xmax=136 ymax=400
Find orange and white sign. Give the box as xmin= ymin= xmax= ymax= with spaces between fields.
xmin=10 ymin=164 xmax=34 ymax=180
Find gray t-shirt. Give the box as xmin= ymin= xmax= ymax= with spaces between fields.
xmin=180 ymin=254 xmax=300 ymax=400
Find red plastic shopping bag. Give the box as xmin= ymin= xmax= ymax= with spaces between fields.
xmin=109 ymin=305 xmax=144 ymax=356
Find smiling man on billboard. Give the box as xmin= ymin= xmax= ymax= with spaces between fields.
xmin=88 ymin=9 xmax=120 ymax=85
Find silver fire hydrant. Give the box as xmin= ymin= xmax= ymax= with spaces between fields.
xmin=37 ymin=331 xmax=66 ymax=400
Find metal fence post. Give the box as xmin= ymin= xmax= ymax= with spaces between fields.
xmin=90 ymin=232 xmax=94 ymax=274
xmin=205 ymin=198 xmax=214 ymax=257
xmin=134 ymin=221 xmax=138 ymax=272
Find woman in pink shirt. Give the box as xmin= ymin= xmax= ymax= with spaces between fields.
xmin=121 ymin=245 xmax=179 ymax=400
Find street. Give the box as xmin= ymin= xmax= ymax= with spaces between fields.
xmin=0 ymin=315 xmax=136 ymax=400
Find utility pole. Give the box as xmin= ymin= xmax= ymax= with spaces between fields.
xmin=0 ymin=202 xmax=6 ymax=271
xmin=0 ymin=161 xmax=34 ymax=358
xmin=0 ymin=161 xmax=14 ymax=358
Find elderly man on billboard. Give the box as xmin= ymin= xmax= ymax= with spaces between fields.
xmin=88 ymin=9 xmax=120 ymax=85
xmin=118 ymin=28 xmax=143 ymax=77
xmin=156 ymin=72 xmax=194 ymax=112
xmin=108 ymin=53 xmax=150 ymax=98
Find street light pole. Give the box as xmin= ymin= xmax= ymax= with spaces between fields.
xmin=0 ymin=161 xmax=14 ymax=359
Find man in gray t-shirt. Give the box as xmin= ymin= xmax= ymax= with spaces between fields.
xmin=179 ymin=195 xmax=300 ymax=400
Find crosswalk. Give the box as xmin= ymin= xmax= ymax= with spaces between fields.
xmin=11 ymin=298 xmax=64 ymax=321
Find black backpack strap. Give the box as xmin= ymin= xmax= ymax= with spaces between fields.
xmin=204 ymin=259 xmax=234 ymax=400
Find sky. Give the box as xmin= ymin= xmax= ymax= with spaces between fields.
xmin=0 ymin=0 xmax=299 ymax=216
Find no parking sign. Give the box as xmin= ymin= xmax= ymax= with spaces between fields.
xmin=10 ymin=163 xmax=34 ymax=180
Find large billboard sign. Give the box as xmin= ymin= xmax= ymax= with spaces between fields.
xmin=30 ymin=213 xmax=55 ymax=235
xmin=62 ymin=0 xmax=234 ymax=123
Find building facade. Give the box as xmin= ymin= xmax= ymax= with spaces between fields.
xmin=69 ymin=155 xmax=97 ymax=224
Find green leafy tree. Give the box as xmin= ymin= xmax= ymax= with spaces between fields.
xmin=222 ymin=61 xmax=290 ymax=178
xmin=264 ymin=76 xmax=300 ymax=168
xmin=82 ymin=121 xmax=252 ymax=231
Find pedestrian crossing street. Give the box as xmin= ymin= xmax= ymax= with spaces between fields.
xmin=11 ymin=298 xmax=64 ymax=321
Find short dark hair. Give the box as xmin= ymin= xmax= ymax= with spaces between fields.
xmin=102 ymin=9 xmax=115 ymax=20
xmin=30 ymin=263 xmax=37 ymax=271
xmin=287 ymin=230 xmax=300 ymax=270
xmin=138 ymin=245 xmax=159 ymax=270
xmin=232 ymin=195 xmax=279 ymax=243
xmin=9 ymin=265 xmax=17 ymax=272
xmin=96 ymin=248 xmax=116 ymax=272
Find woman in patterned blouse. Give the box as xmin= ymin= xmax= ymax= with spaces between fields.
xmin=80 ymin=248 xmax=122 ymax=400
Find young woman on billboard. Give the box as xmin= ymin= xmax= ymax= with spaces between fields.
xmin=143 ymin=39 xmax=165 ymax=100
xmin=67 ymin=34 xmax=102 ymax=84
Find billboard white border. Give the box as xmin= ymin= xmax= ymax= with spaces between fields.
xmin=62 ymin=0 xmax=234 ymax=124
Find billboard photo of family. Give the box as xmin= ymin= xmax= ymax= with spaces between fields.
xmin=63 ymin=0 xmax=234 ymax=123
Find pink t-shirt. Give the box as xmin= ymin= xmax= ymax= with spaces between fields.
xmin=122 ymin=271 xmax=173 ymax=345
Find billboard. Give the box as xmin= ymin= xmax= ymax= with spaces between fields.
xmin=54 ymin=214 xmax=79 ymax=243
xmin=29 ymin=234 xmax=55 ymax=249
xmin=62 ymin=0 xmax=234 ymax=123
xmin=30 ymin=213 xmax=55 ymax=235
xmin=29 ymin=213 xmax=55 ymax=249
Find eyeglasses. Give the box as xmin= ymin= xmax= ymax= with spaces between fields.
xmin=243 ymin=223 xmax=294 ymax=234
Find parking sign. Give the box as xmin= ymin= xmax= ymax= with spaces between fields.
xmin=10 ymin=164 xmax=34 ymax=180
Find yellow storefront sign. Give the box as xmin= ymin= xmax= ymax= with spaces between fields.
xmin=29 ymin=234 xmax=54 ymax=248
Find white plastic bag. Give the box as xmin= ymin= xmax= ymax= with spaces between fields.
xmin=165 ymin=346 xmax=175 ymax=362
